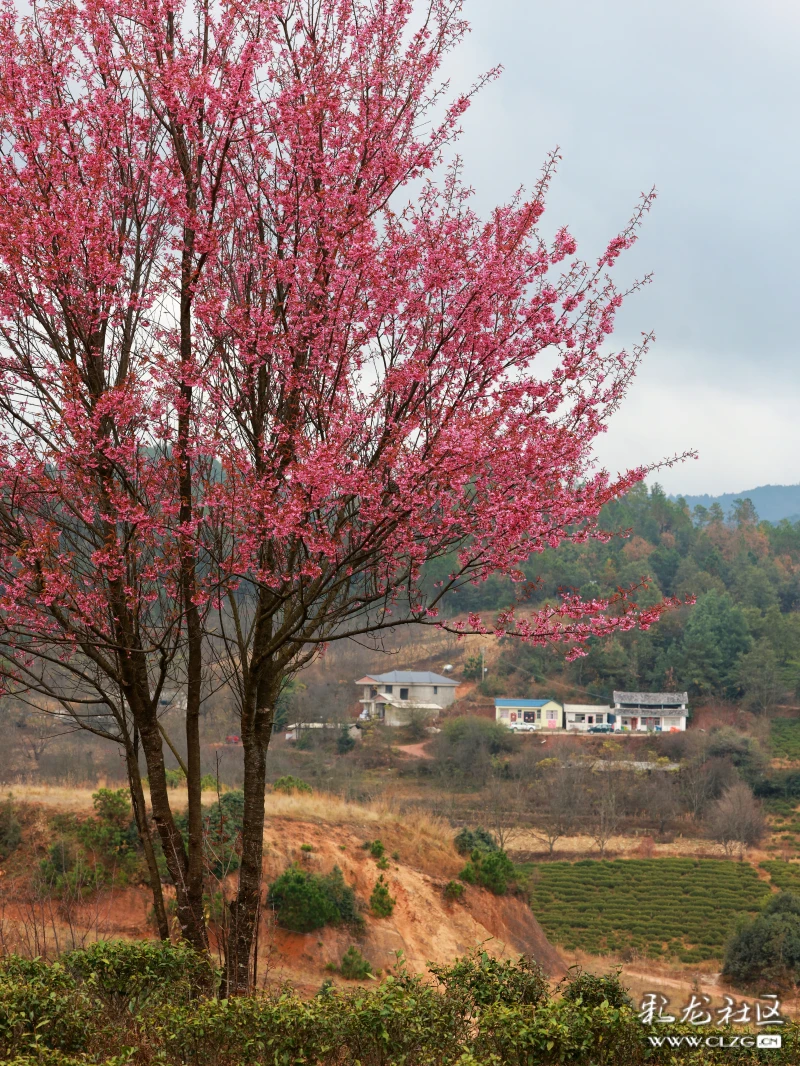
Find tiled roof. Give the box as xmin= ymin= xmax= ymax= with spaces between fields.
xmin=613 ymin=691 xmax=688 ymax=706
xmin=494 ymin=698 xmax=558 ymax=708
xmin=356 ymin=670 xmax=458 ymax=686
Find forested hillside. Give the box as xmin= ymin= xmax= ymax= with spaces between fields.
xmin=430 ymin=484 xmax=800 ymax=705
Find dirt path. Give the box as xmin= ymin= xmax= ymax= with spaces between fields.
xmin=395 ymin=742 xmax=434 ymax=760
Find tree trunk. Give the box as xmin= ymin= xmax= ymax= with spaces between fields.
xmin=137 ymin=715 xmax=208 ymax=952
xmin=124 ymin=737 xmax=170 ymax=941
xmin=225 ymin=701 xmax=273 ymax=995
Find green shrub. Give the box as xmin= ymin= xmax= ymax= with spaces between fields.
xmin=300 ymin=843 xmax=314 ymax=852
xmin=458 ymin=861 xmax=477 ymax=884
xmin=454 ymin=826 xmax=498 ymax=856
xmin=65 ymin=940 xmax=215 ymax=1010
xmin=199 ymin=773 xmax=221 ymax=791
xmin=376 ymin=855 xmax=389 ymax=870
xmin=444 ymin=880 xmax=465 ymax=903
xmin=369 ymin=875 xmax=395 ymax=917
xmin=431 ymin=949 xmax=549 ymax=1007
xmin=0 ymin=796 xmax=21 ymax=860
xmin=723 ymin=891 xmax=800 ymax=990
xmin=268 ymin=865 xmax=339 ymax=931
xmin=559 ymin=965 xmax=632 ymax=1008
xmin=272 ymin=775 xmax=312 ymax=794
xmin=337 ymin=729 xmax=356 ymax=754
xmin=268 ymin=864 xmax=360 ymax=932
xmin=459 ymin=848 xmax=514 ymax=894
xmin=164 ymin=768 xmax=186 ymax=789
xmin=473 ymin=849 xmax=515 ymax=895
xmin=202 ymin=790 xmax=244 ymax=879
xmin=2 ymin=950 xmax=800 ymax=1064
xmin=0 ymin=957 xmax=93 ymax=1056
xmin=318 ymin=866 xmax=362 ymax=928
xmin=362 ymin=839 xmax=385 ymax=858
xmin=339 ymin=946 xmax=373 ymax=980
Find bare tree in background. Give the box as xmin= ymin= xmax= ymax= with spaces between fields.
xmin=706 ymin=781 xmax=766 ymax=860
xmin=483 ymin=771 xmax=530 ymax=852
xmin=530 ymin=765 xmax=579 ymax=856
xmin=587 ymin=769 xmax=624 ymax=857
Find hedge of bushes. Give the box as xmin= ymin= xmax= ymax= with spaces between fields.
xmin=530 ymin=859 xmax=769 ymax=963
xmin=0 ymin=942 xmax=794 ymax=1065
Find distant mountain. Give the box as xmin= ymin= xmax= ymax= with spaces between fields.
xmin=671 ymin=484 xmax=800 ymax=524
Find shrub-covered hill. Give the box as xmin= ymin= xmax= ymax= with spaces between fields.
xmin=426 ymin=484 xmax=800 ymax=706
xmin=0 ymin=941 xmax=794 ymax=1065
xmin=0 ymin=788 xmax=564 ymax=988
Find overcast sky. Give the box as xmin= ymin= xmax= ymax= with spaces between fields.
xmin=442 ymin=0 xmax=799 ymax=495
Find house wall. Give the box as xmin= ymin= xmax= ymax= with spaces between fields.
xmin=496 ymin=701 xmax=562 ymax=729
xmin=365 ymin=683 xmax=456 ymax=709
xmin=615 ymin=714 xmax=687 ymax=733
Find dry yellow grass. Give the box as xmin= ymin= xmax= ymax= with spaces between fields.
xmin=2 ymin=782 xmax=456 ymax=866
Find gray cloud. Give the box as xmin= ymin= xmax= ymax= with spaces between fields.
xmin=441 ymin=0 xmax=800 ymax=491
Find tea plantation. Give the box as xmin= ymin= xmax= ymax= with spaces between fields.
xmin=771 ymin=717 xmax=800 ymax=761
xmin=528 ymin=858 xmax=770 ymax=963
xmin=761 ymin=859 xmax=800 ymax=893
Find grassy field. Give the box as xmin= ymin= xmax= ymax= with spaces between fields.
xmin=771 ymin=717 xmax=800 ymax=760
xmin=527 ymin=858 xmax=770 ymax=964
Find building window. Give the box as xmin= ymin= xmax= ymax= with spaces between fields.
xmin=547 ymin=710 xmax=557 ymax=721
xmin=536 ymin=709 xmax=542 ymax=720
xmin=400 ymin=687 xmax=409 ymax=700
xmin=574 ymin=715 xmax=585 ymax=723
xmin=433 ymin=686 xmax=438 ymax=694
xmin=384 ymin=685 xmax=393 ymax=693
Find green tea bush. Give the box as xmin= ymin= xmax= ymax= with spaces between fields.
xmin=431 ymin=950 xmax=548 ymax=1007
xmin=369 ymin=874 xmax=395 ymax=917
xmin=559 ymin=965 xmax=632 ymax=1008
xmin=2 ymin=949 xmax=799 ymax=1064
xmin=268 ymin=864 xmax=360 ymax=932
xmin=272 ymin=775 xmax=312 ymax=794
xmin=65 ymin=939 xmax=214 ymax=1012
xmin=0 ymin=957 xmax=93 ymax=1056
xmin=339 ymin=946 xmax=373 ymax=980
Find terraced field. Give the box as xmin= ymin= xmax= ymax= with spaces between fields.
xmin=528 ymin=858 xmax=770 ymax=964
xmin=761 ymin=859 xmax=800 ymax=893
xmin=771 ymin=718 xmax=800 ymax=761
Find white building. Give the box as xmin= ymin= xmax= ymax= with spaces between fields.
xmin=356 ymin=670 xmax=458 ymax=726
xmin=563 ymin=704 xmax=614 ymax=732
xmin=494 ymin=698 xmax=563 ymax=730
xmin=611 ymin=691 xmax=688 ymax=732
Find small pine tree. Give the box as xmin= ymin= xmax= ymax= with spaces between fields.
xmin=369 ymin=875 xmax=395 ymax=918
xmin=0 ymin=796 xmax=21 ymax=860
xmin=339 ymin=945 xmax=373 ymax=980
